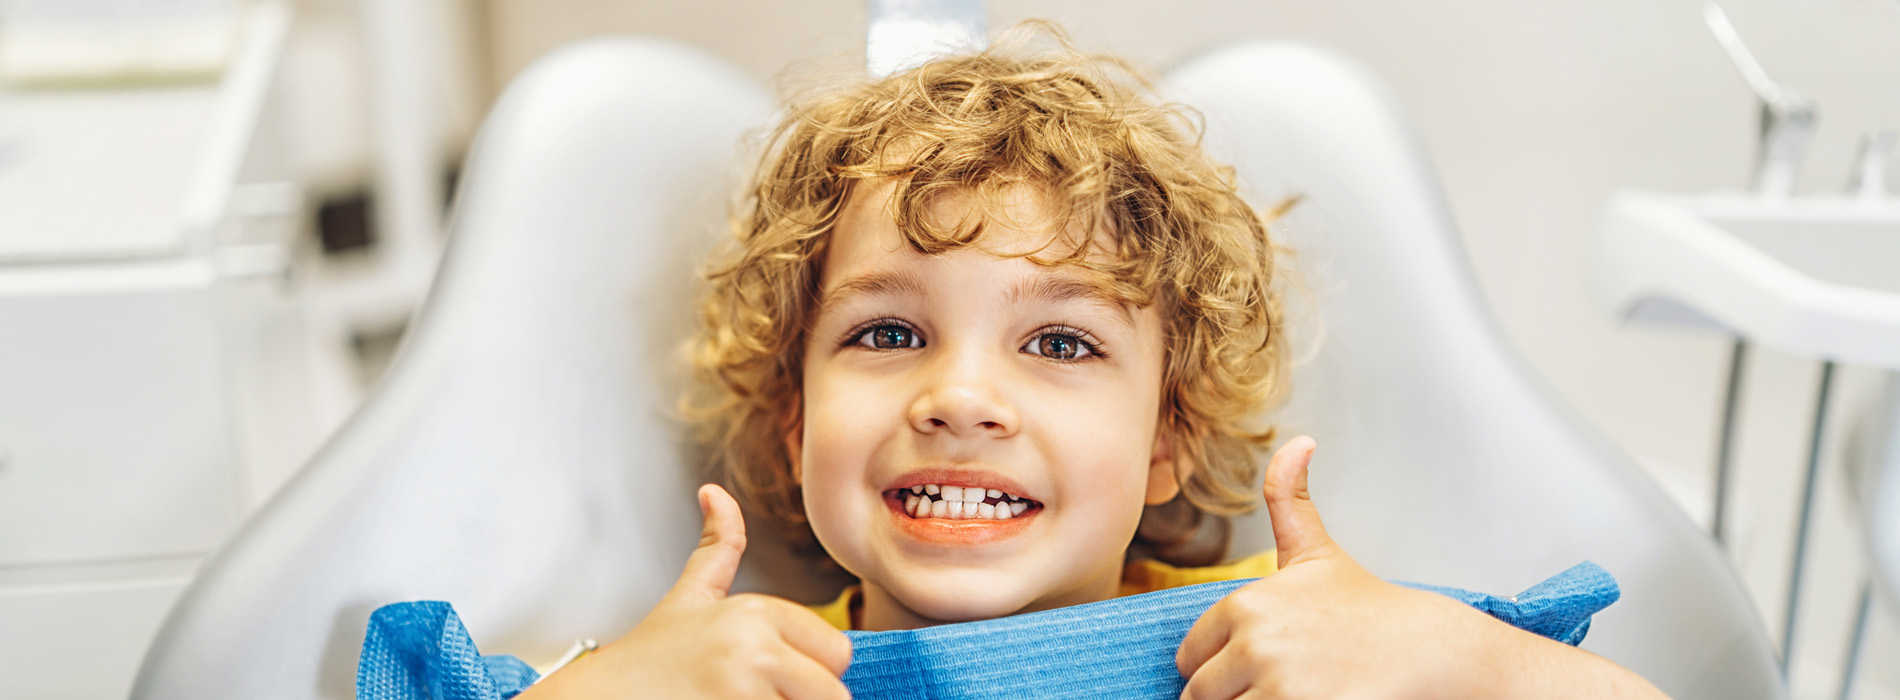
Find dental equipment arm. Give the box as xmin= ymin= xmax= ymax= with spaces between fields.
xmin=1703 ymin=3 xmax=1816 ymax=199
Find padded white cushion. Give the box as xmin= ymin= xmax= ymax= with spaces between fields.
xmin=1167 ymin=43 xmax=1780 ymax=699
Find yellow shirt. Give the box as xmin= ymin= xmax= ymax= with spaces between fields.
xmin=810 ymin=551 xmax=1277 ymax=631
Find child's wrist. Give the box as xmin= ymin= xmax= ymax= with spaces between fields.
xmin=1448 ymin=603 xmax=1539 ymax=700
xmin=1463 ymin=619 xmax=1668 ymax=700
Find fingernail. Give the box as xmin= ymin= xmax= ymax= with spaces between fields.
xmin=697 ymin=485 xmax=711 ymax=516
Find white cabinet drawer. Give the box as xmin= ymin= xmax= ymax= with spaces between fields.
xmin=0 ymin=566 xmax=193 ymax=700
xmin=0 ymin=266 xmax=242 ymax=565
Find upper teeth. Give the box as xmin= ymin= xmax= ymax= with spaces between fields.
xmin=901 ymin=484 xmax=1034 ymax=520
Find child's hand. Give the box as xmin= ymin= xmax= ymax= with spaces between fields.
xmin=1174 ymin=437 xmax=1526 ymax=700
xmin=519 ymin=484 xmax=852 ymax=700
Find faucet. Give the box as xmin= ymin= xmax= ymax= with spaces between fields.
xmin=1704 ymin=3 xmax=1817 ymax=198
xmin=1849 ymin=131 xmax=1895 ymax=200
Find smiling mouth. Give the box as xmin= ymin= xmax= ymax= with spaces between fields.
xmin=885 ymin=484 xmax=1043 ymax=521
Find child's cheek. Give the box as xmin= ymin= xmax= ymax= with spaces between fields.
xmin=795 ymin=376 xmax=892 ymax=576
xmin=1052 ymin=406 xmax=1156 ymax=554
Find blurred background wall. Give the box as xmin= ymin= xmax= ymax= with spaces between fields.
xmin=0 ymin=0 xmax=1894 ymax=697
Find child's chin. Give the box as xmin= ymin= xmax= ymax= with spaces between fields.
xmin=905 ymin=594 xmax=1028 ymax=623
xmin=890 ymin=573 xmax=1040 ymax=622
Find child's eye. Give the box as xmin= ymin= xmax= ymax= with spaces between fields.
xmin=849 ymin=322 xmax=925 ymax=350
xmin=1022 ymin=326 xmax=1103 ymax=362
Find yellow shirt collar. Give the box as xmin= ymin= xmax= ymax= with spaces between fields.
xmin=809 ymin=551 xmax=1277 ymax=631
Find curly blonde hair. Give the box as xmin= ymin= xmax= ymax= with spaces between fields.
xmin=685 ymin=23 xmax=1291 ymax=567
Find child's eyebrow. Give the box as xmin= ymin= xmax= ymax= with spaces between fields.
xmin=1007 ymin=275 xmax=1136 ymax=329
xmin=819 ymin=269 xmax=927 ymax=312
xmin=818 ymin=269 xmax=1135 ymax=329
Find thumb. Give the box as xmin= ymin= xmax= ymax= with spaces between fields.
xmin=665 ymin=483 xmax=748 ymax=605
xmin=1263 ymin=436 xmax=1336 ymax=570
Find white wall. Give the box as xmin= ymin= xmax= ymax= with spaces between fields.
xmin=479 ymin=2 xmax=1900 ymax=697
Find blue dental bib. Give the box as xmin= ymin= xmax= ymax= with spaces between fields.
xmin=357 ymin=562 xmax=1618 ymax=700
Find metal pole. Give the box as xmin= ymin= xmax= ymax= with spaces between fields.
xmin=1836 ymin=582 xmax=1872 ymax=700
xmin=1713 ymin=338 xmax=1748 ymax=545
xmin=1864 ymin=372 xmax=1900 ymax=663
xmin=1782 ymin=359 xmax=1836 ymax=678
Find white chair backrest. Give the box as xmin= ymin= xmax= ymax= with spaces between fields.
xmin=133 ymin=38 xmax=777 ymax=699
xmin=134 ymin=37 xmax=1782 ymax=700
xmin=1168 ymin=43 xmax=1780 ymax=699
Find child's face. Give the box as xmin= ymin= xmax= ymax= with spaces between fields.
xmin=791 ymin=180 xmax=1180 ymax=629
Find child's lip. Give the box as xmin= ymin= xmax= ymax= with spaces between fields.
xmin=882 ymin=490 xmax=1039 ymax=545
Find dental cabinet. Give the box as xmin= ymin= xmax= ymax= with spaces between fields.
xmin=0 ymin=3 xmax=323 ymax=698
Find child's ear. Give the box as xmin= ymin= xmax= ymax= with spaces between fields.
xmin=1144 ymin=429 xmax=1187 ymax=505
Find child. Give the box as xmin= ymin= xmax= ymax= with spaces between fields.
xmin=521 ymin=25 xmax=1669 ymax=700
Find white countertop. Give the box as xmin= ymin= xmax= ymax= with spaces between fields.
xmin=0 ymin=2 xmax=288 ymax=265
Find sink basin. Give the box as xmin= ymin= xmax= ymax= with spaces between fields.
xmin=1598 ymin=191 xmax=1900 ymax=369
xmin=1601 ymin=189 xmax=1900 ymax=646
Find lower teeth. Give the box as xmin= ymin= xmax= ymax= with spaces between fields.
xmin=903 ymin=494 xmax=1031 ymax=520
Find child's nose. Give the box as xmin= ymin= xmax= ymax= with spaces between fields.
xmin=908 ymin=382 xmax=1020 ymax=439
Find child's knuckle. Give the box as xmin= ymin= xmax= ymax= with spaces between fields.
xmin=1240 ymin=663 xmax=1293 ymax=696
xmin=713 ymin=635 xmax=778 ymax=676
xmin=1182 ymin=671 xmax=1219 ymax=699
xmin=1228 ymin=587 xmax=1273 ymax=618
xmin=818 ymin=632 xmax=853 ymax=668
xmin=709 ymin=601 xmax=772 ymax=640
xmin=708 ymin=665 xmax=772 ymax=698
xmin=747 ymin=647 xmax=786 ymax=676
xmin=1234 ymin=630 xmax=1279 ymax=667
xmin=727 ymin=593 xmax=776 ymax=617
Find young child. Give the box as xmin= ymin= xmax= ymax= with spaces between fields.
xmin=522 ymin=26 xmax=1670 ymax=700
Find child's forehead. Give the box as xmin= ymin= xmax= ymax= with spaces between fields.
xmin=833 ymin=178 xmax=1117 ymax=264
xmin=819 ymin=181 xmax=1144 ymax=327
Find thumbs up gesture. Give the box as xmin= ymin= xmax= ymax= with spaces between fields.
xmin=519 ymin=484 xmax=853 ymax=700
xmin=1173 ymin=437 xmax=1515 ymax=700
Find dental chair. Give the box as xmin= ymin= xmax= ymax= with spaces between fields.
xmin=132 ymin=36 xmax=1784 ymax=700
